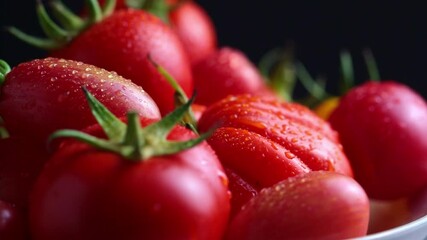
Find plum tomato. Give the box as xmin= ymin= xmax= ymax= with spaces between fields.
xmin=328 ymin=81 xmax=427 ymax=200
xmin=225 ymin=171 xmax=370 ymax=240
xmin=0 ymin=58 xmax=160 ymax=143
xmin=198 ymin=94 xmax=353 ymax=216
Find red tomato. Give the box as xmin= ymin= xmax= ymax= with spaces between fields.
xmin=192 ymin=47 xmax=274 ymax=106
xmin=98 ymin=0 xmax=217 ymax=64
xmin=50 ymin=9 xmax=193 ymax=115
xmin=198 ymin=94 xmax=353 ymax=216
xmin=168 ymin=0 xmax=217 ymax=64
xmin=328 ymin=81 xmax=427 ymax=200
xmin=408 ymin=185 xmax=427 ymax=222
xmin=0 ymin=137 xmax=49 ymax=209
xmin=0 ymin=200 xmax=28 ymax=240
xmin=29 ymin=121 xmax=230 ymax=240
xmin=225 ymin=171 xmax=370 ymax=240
xmin=0 ymin=58 xmax=160 ymax=143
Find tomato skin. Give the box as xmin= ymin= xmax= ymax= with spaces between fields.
xmin=0 ymin=137 xmax=49 ymax=240
xmin=0 ymin=57 xmax=160 ymax=143
xmin=225 ymin=171 xmax=370 ymax=240
xmin=192 ymin=47 xmax=273 ymax=106
xmin=98 ymin=0 xmax=217 ymax=64
xmin=168 ymin=1 xmax=217 ymax=64
xmin=29 ymin=123 xmax=230 ymax=240
xmin=0 ymin=200 xmax=28 ymax=240
xmin=198 ymin=94 xmax=352 ymax=215
xmin=328 ymin=81 xmax=427 ymax=200
xmin=0 ymin=137 xmax=49 ymax=209
xmin=51 ymin=9 xmax=193 ymax=115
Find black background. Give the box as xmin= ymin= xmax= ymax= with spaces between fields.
xmin=1 ymin=1 xmax=427 ymax=96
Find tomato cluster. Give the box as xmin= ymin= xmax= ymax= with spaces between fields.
xmin=1 ymin=0 xmax=426 ymax=239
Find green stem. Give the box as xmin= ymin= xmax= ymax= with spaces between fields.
xmin=82 ymin=87 xmax=126 ymax=142
xmin=122 ymin=112 xmax=144 ymax=160
xmin=37 ymin=1 xmax=70 ymax=41
xmin=339 ymin=49 xmax=355 ymax=94
xmin=362 ymin=48 xmax=381 ymax=81
xmin=7 ymin=26 xmax=63 ymax=50
xmin=101 ymin=0 xmax=117 ymax=16
xmin=148 ymin=56 xmax=198 ymax=133
xmin=50 ymin=0 xmax=86 ymax=32
xmin=86 ymin=0 xmax=104 ymax=24
xmin=295 ymin=62 xmax=329 ymax=101
xmin=48 ymin=129 xmax=122 ymax=153
xmin=258 ymin=46 xmax=297 ymax=102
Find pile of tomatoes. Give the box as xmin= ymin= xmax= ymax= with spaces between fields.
xmin=2 ymin=0 xmax=427 ymax=239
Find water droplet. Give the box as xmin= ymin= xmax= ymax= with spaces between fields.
xmin=285 ymin=151 xmax=296 ymax=159
xmin=218 ymin=171 xmax=228 ymax=187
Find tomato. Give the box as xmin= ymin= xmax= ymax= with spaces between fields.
xmin=0 ymin=136 xmax=49 ymax=209
xmin=225 ymin=171 xmax=370 ymax=240
xmin=328 ymin=81 xmax=427 ymax=200
xmin=192 ymin=47 xmax=274 ymax=106
xmin=97 ymin=0 xmax=217 ymax=64
xmin=407 ymin=185 xmax=427 ymax=222
xmin=168 ymin=0 xmax=217 ymax=64
xmin=198 ymin=94 xmax=352 ymax=216
xmin=0 ymin=136 xmax=50 ymax=240
xmin=0 ymin=200 xmax=27 ymax=240
xmin=29 ymin=89 xmax=230 ymax=240
xmin=50 ymin=8 xmax=193 ymax=115
xmin=0 ymin=58 xmax=160 ymax=143
xmin=10 ymin=1 xmax=193 ymax=115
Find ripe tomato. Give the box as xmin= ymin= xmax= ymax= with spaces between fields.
xmin=192 ymin=47 xmax=273 ymax=106
xmin=49 ymin=8 xmax=193 ymax=115
xmin=168 ymin=0 xmax=217 ymax=64
xmin=29 ymin=89 xmax=230 ymax=240
xmin=0 ymin=58 xmax=160 ymax=143
xmin=0 ymin=200 xmax=27 ymax=240
xmin=0 ymin=136 xmax=49 ymax=209
xmin=225 ymin=171 xmax=370 ymax=240
xmin=198 ymin=94 xmax=353 ymax=215
xmin=10 ymin=1 xmax=194 ymax=116
xmin=30 ymin=128 xmax=230 ymax=239
xmin=407 ymin=185 xmax=427 ymax=222
xmin=97 ymin=0 xmax=217 ymax=64
xmin=328 ymin=81 xmax=427 ymax=200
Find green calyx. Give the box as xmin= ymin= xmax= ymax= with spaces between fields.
xmin=261 ymin=46 xmax=381 ymax=108
xmin=0 ymin=60 xmax=10 ymax=138
xmin=49 ymin=87 xmax=210 ymax=161
xmin=301 ymin=48 xmax=380 ymax=99
xmin=7 ymin=0 xmax=116 ymax=50
xmin=259 ymin=43 xmax=297 ymax=102
xmin=147 ymin=56 xmax=198 ymax=133
xmin=125 ymin=0 xmax=186 ymax=24
xmin=0 ymin=60 xmax=11 ymax=88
